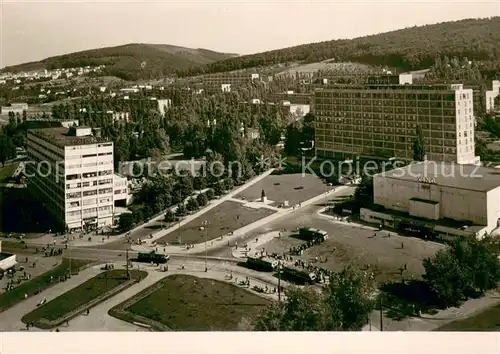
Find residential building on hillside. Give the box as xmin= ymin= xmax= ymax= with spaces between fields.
xmin=361 ymin=161 xmax=500 ymax=238
xmin=26 ymin=126 xmax=116 ymax=232
xmin=111 ymin=112 xmax=131 ymax=123
xmin=157 ymin=99 xmax=172 ymax=116
xmin=486 ymin=80 xmax=500 ymax=112
xmin=1 ymin=102 xmax=28 ymax=116
xmin=314 ymin=81 xmax=478 ymax=164
xmin=201 ymin=72 xmax=260 ymax=87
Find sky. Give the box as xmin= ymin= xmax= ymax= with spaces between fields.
xmin=1 ymin=0 xmax=499 ymax=68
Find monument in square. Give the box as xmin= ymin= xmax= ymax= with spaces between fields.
xmin=261 ymin=189 xmax=267 ymax=203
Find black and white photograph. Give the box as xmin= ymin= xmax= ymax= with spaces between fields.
xmin=0 ymin=0 xmax=499 ymax=352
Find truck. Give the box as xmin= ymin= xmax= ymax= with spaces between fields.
xmin=281 ymin=266 xmax=316 ymax=285
xmin=246 ymin=256 xmax=279 ymax=272
xmin=136 ymin=252 xmax=169 ymax=264
xmin=298 ymin=227 xmax=329 ymax=242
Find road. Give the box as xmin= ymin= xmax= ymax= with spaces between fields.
xmin=2 ymin=186 xmax=356 ymax=261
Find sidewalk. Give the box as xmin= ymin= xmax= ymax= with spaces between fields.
xmin=67 ymin=169 xmax=275 ymax=248
xmin=134 ymin=186 xmax=350 ymax=255
xmin=0 ymin=265 xmax=103 ymax=331
xmin=316 ymin=207 xmax=378 ymax=231
xmin=0 ymin=258 xmax=288 ymax=332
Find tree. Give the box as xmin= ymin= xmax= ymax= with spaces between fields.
xmin=254 ymin=287 xmax=328 ymax=331
xmin=214 ymin=181 xmax=224 ymax=196
xmin=196 ymin=192 xmax=208 ymax=207
xmin=0 ymin=134 xmax=15 ymax=167
xmin=324 ymin=269 xmax=375 ymax=330
xmin=176 ymin=203 xmax=186 ymax=217
xmin=254 ymin=268 xmax=374 ymax=331
xmin=284 ymin=123 xmax=302 ymax=156
xmin=118 ymin=213 xmax=135 ymax=232
xmin=412 ymin=125 xmax=426 ymax=161
xmin=205 ymin=189 xmax=215 ymax=200
xmin=353 ymin=175 xmax=374 ymax=206
xmin=423 ymin=248 xmax=469 ymax=307
xmin=186 ymin=197 xmax=199 ymax=212
xmin=423 ymin=237 xmax=500 ymax=307
xmin=193 ymin=175 xmax=206 ymax=191
xmin=164 ymin=209 xmax=176 ymax=223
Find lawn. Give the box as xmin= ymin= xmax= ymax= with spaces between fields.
xmin=22 ymin=269 xmax=147 ymax=328
xmin=0 ymin=258 xmax=93 ymax=313
xmin=0 ymin=162 xmax=18 ymax=183
xmin=157 ymin=200 xmax=275 ymax=245
xmin=435 ymin=302 xmax=500 ymax=331
xmin=123 ymin=274 xmax=270 ymax=330
xmin=234 ymin=173 xmax=334 ymax=207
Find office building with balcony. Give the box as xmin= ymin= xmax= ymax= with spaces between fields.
xmin=314 ymin=80 xmax=478 ymax=164
xmin=27 ymin=126 xmax=115 ymax=232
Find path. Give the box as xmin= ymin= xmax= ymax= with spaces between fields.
xmin=0 ymin=258 xmax=290 ymax=332
xmin=132 ymin=186 xmax=350 ymax=255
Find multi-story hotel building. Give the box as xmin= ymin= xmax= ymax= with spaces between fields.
xmin=314 ymin=80 xmax=478 ymax=164
xmin=27 ymin=126 xmax=115 ymax=232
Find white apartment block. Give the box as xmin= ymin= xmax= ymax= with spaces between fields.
xmin=27 ymin=126 xmax=116 ymax=232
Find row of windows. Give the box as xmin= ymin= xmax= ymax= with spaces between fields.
xmin=66 ymin=170 xmax=113 ymax=180
xmin=315 ymin=107 xmax=458 ymax=116
xmin=315 ymin=100 xmax=456 ymax=109
xmin=315 ymin=92 xmax=459 ymax=100
xmin=28 ymin=134 xmax=64 ymax=160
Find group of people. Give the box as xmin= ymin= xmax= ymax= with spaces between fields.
xmin=293 ymin=259 xmax=333 ymax=284
xmin=289 ymin=236 xmax=328 ymax=256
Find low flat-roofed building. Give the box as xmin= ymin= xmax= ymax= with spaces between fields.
xmin=361 ymin=161 xmax=500 ymax=238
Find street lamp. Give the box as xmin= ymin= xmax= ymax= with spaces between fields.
xmin=202 ymin=220 xmax=208 ymax=272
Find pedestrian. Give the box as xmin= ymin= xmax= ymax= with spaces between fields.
xmin=404 ymin=263 xmax=407 ymax=270
xmin=86 ymin=309 xmax=90 ymax=315
xmin=401 ymin=242 xmax=404 ymax=249
xmin=24 ymin=293 xmax=27 ymax=299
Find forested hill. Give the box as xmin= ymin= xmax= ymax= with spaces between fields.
xmin=179 ymin=17 xmax=500 ymax=76
xmin=1 ymin=43 xmax=238 ymax=81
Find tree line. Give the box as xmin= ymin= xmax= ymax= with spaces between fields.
xmin=178 ymin=18 xmax=500 ymax=78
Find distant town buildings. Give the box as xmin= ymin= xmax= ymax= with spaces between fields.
xmin=0 ymin=65 xmax=105 ymax=84
xmin=1 ymin=102 xmax=28 ymax=116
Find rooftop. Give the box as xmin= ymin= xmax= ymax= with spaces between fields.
xmin=28 ymin=127 xmax=110 ymax=148
xmin=378 ymin=161 xmax=500 ymax=192
xmin=0 ymin=252 xmax=14 ymax=262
